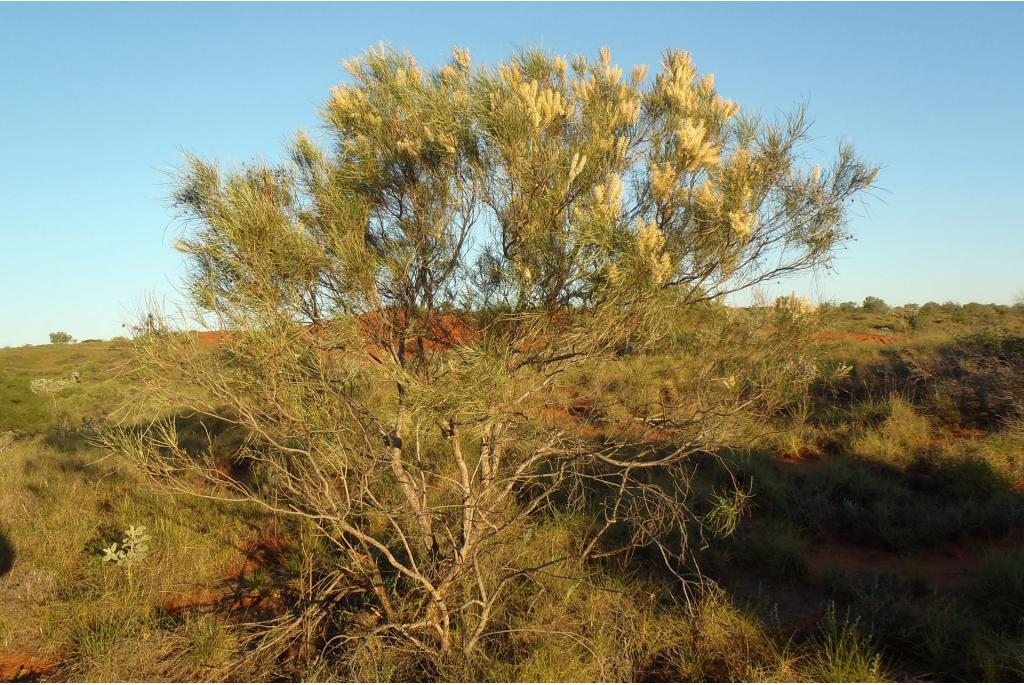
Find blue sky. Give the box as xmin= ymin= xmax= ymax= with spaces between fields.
xmin=1 ymin=2 xmax=1022 ymax=346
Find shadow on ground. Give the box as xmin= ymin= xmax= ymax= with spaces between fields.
xmin=0 ymin=530 xmax=13 ymax=576
xmin=693 ymin=447 xmax=1024 ymax=680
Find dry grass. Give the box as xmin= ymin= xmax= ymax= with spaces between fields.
xmin=851 ymin=395 xmax=933 ymax=466
xmin=0 ymin=435 xmax=266 ymax=680
xmin=3 ymin=310 xmax=1024 ymax=681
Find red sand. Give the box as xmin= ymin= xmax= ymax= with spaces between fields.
xmin=160 ymin=529 xmax=290 ymax=619
xmin=806 ymin=526 xmax=1024 ymax=592
xmin=0 ymin=651 xmax=58 ymax=681
xmin=190 ymin=311 xmax=481 ymax=353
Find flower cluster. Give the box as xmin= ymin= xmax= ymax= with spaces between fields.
xmin=654 ymin=50 xmax=737 ymax=123
xmin=592 ymin=174 xmax=624 ymax=215
xmin=674 ymin=118 xmax=719 ymax=172
xmin=634 ymin=219 xmax=673 ymax=284
xmin=512 ymin=79 xmax=567 ymax=132
xmin=727 ymin=210 xmax=756 ymax=239
xmin=451 ymin=47 xmax=471 ymax=72
xmin=683 ymin=146 xmax=761 ymax=248
xmin=568 ymin=48 xmax=642 ymax=128
xmin=607 ymin=218 xmax=674 ymax=288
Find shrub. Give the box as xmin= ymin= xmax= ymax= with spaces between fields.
xmin=733 ymin=521 xmax=809 ymax=579
xmin=851 ymin=395 xmax=931 ymax=466
xmin=926 ymin=331 xmax=1024 ymax=428
xmin=105 ymin=43 xmax=875 ymax=669
xmin=49 ymin=331 xmax=73 ymax=344
xmin=965 ymin=550 xmax=1024 ymax=633
xmin=862 ymin=296 xmax=889 ymax=314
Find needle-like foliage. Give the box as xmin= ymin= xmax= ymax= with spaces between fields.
xmin=106 ymin=44 xmax=876 ymax=673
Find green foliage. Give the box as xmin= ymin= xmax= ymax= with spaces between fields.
xmin=804 ymin=605 xmax=888 ymax=682
xmin=49 ymin=331 xmax=73 ymax=344
xmin=862 ymin=296 xmax=889 ymax=314
xmin=0 ymin=369 xmax=52 ymax=433
xmin=6 ymin=301 xmax=1024 ymax=680
xmin=101 ymin=525 xmax=151 ymax=566
xmin=851 ymin=395 xmax=931 ymax=466
xmin=108 ymin=43 xmax=876 ymax=670
xmin=705 ymin=485 xmax=753 ymax=538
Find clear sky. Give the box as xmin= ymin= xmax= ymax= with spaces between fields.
xmin=2 ymin=2 xmax=1022 ymax=346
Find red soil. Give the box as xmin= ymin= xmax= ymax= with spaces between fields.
xmin=190 ymin=311 xmax=482 ymax=352
xmin=192 ymin=330 xmax=234 ymax=347
xmin=161 ymin=590 xmax=286 ymax=619
xmin=356 ymin=310 xmax=480 ymax=352
xmin=806 ymin=526 xmax=1024 ymax=592
xmin=774 ymin=447 xmax=826 ymax=474
xmin=538 ymin=406 xmax=605 ymax=440
xmin=0 ymin=651 xmax=58 ymax=682
xmin=160 ymin=529 xmax=291 ymax=619
xmin=221 ymin=531 xmax=290 ymax=580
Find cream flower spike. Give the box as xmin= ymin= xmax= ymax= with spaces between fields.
xmin=728 ymin=211 xmax=756 ymax=239
xmin=568 ymin=153 xmax=588 ymax=183
xmin=451 ymin=47 xmax=471 ymax=71
xmin=650 ymin=162 xmax=677 ymax=203
xmin=553 ymin=56 xmax=568 ymax=78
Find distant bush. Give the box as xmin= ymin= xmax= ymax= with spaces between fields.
xmin=861 ymin=296 xmax=889 ymax=314
xmin=893 ymin=304 xmax=920 ymax=331
xmin=926 ymin=331 xmax=1024 ymax=428
xmin=825 ymin=328 xmax=1024 ymax=430
xmin=49 ymin=331 xmax=73 ymax=344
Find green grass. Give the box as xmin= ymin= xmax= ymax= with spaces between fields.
xmin=0 ymin=436 xmax=265 ymax=679
xmin=0 ymin=340 xmax=131 ymax=435
xmin=803 ymin=606 xmax=888 ymax=682
xmin=3 ymin=312 xmax=1024 ymax=681
xmin=966 ymin=550 xmax=1024 ymax=632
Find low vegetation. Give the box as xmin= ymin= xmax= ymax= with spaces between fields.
xmin=2 ymin=301 xmax=1023 ymax=681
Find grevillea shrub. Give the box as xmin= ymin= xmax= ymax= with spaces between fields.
xmin=105 ymin=45 xmax=875 ymax=673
